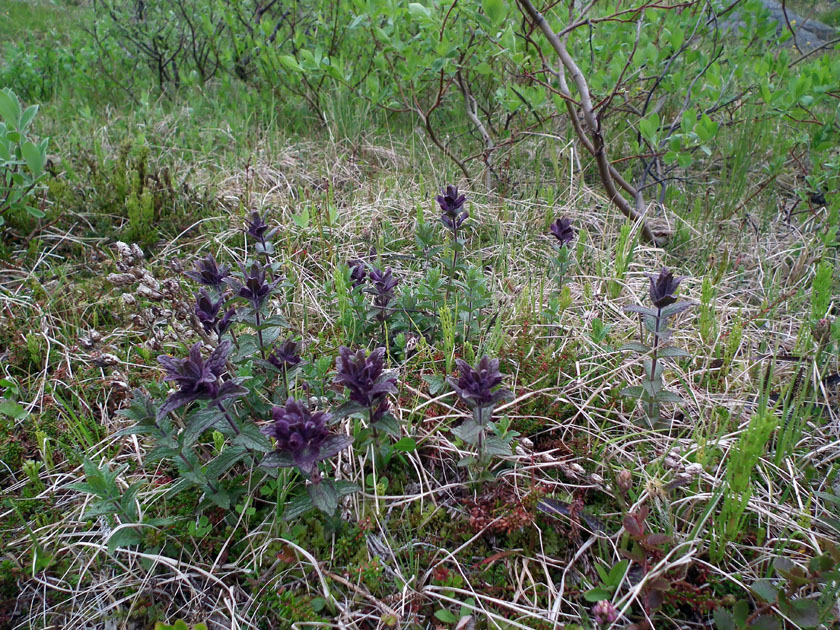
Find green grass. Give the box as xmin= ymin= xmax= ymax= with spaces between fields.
xmin=0 ymin=0 xmax=86 ymax=43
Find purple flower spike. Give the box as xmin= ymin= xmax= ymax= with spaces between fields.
xmin=229 ymin=261 xmax=281 ymax=310
xmin=245 ymin=211 xmax=277 ymax=242
xmin=157 ymin=340 xmax=245 ymax=418
xmin=437 ymin=185 xmax=468 ymax=233
xmin=647 ymin=267 xmax=685 ymax=308
xmin=184 ymin=254 xmax=230 ymax=289
xmin=334 ymin=346 xmax=398 ymax=409
xmin=195 ymin=289 xmax=236 ymax=336
xmin=369 ymin=266 xmax=398 ymax=318
xmin=269 ymin=338 xmax=302 ymax=371
xmin=349 ymin=259 xmax=367 ymax=288
xmin=447 ymin=356 xmax=512 ymax=410
xmin=549 ymin=217 xmax=575 ymax=247
xmin=261 ymin=398 xmax=353 ymax=475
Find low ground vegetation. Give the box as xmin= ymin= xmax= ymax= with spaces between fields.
xmin=1 ymin=1 xmax=839 ymax=629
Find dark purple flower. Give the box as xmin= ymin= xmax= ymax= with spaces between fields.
xmin=334 ymin=346 xmax=397 ymax=409
xmin=647 ymin=267 xmax=684 ymax=308
xmin=447 ymin=356 xmax=511 ymax=410
xmin=157 ymin=340 xmax=245 ymax=418
xmin=229 ymin=261 xmax=281 ymax=309
xmin=369 ymin=266 xmax=398 ymax=318
xmin=184 ymin=254 xmax=230 ymax=289
xmin=261 ymin=398 xmax=352 ymax=475
xmin=245 ymin=211 xmax=277 ymax=242
xmin=437 ymin=185 xmax=468 ymax=233
xmin=349 ymin=259 xmax=367 ymax=288
xmin=195 ymin=289 xmax=236 ymax=336
xmin=549 ymin=217 xmax=575 ymax=247
xmin=268 ymin=338 xmax=301 ymax=371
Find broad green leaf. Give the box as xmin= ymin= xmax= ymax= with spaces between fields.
xmin=583 ymin=588 xmax=612 ymax=602
xmin=0 ymin=90 xmax=21 ymax=128
xmin=21 ymin=141 xmax=44 ymax=176
xmin=483 ymin=0 xmax=506 ymax=24
xmin=750 ymin=579 xmax=778 ymax=603
xmin=233 ymin=423 xmax=273 ymax=452
xmin=713 ymin=607 xmax=736 ymax=630
xmin=434 ymin=609 xmax=458 ymax=624
xmin=393 ymin=437 xmax=416 ymax=452
xmin=308 ymin=479 xmax=338 ymax=515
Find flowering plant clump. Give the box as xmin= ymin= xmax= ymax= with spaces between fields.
xmin=592 ymin=600 xmax=618 ymax=627
xmin=230 ymin=260 xmax=281 ymax=311
xmin=157 ymin=341 xmax=245 ymax=419
xmin=622 ymin=267 xmax=692 ymax=425
xmin=116 ymin=207 xmax=362 ymax=516
xmin=369 ymin=266 xmax=399 ymax=322
xmin=437 ymin=184 xmax=468 ymax=234
xmin=548 ymin=217 xmax=576 ymax=287
xmin=437 ymin=185 xmax=468 ymax=299
xmin=448 ymin=356 xmax=511 ymax=410
xmin=245 ymin=210 xmax=278 ymax=254
xmin=334 ymin=346 xmax=399 ymax=436
xmin=348 ymin=259 xmax=367 ymax=288
xmin=261 ymin=399 xmax=354 ymax=516
xmin=448 ymin=355 xmax=515 ymax=468
xmin=647 ymin=267 xmax=684 ymax=308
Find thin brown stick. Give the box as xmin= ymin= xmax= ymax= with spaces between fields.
xmin=516 ymin=0 xmax=665 ymax=245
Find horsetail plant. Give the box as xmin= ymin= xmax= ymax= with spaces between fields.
xmin=622 ymin=268 xmax=692 ymax=425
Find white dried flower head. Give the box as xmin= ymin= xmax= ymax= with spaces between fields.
xmin=107 ymin=273 xmax=136 ymax=286
xmin=136 ymin=285 xmax=163 ymax=301
xmin=685 ymin=463 xmax=704 ymax=476
xmin=114 ymin=241 xmax=132 ymax=259
xmin=139 ymin=273 xmax=160 ymax=291
xmin=121 ymin=293 xmax=137 ymax=306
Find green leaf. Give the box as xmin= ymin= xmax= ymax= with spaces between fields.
xmin=422 ymin=373 xmax=446 ymax=395
xmin=748 ymin=615 xmax=780 ymax=630
xmin=654 ymin=390 xmax=682 ymax=403
xmin=434 ymin=608 xmax=458 ymax=624
xmin=620 ymin=342 xmax=651 ymax=353
xmin=0 ymin=89 xmax=21 ymax=128
xmin=0 ymin=400 xmax=28 ymax=419
xmin=233 ymin=423 xmax=273 ymax=452
xmin=583 ymin=588 xmax=612 ymax=602
xmin=713 ymin=607 xmax=736 ymax=630
xmin=408 ymin=3 xmax=432 ymax=20
xmin=657 ymin=345 xmax=689 ymax=358
xmin=621 ymin=386 xmax=645 ymax=399
xmin=483 ymin=0 xmax=506 ymax=24
xmin=393 ymin=437 xmax=416 ymax=452
xmin=750 ymin=579 xmax=778 ymax=603
xmin=606 ymin=559 xmax=629 ymax=586
xmin=21 ymin=141 xmax=44 ymax=176
xmin=106 ymin=527 xmax=141 ymax=554
xmin=308 ymin=480 xmax=338 ymax=515
xmin=283 ymin=492 xmax=314 ymax=520
xmin=779 ymin=598 xmax=820 ymax=628
xmin=182 ymin=407 xmax=224 ymax=446
xmin=205 ymin=445 xmax=248 ymax=480
xmin=278 ymin=55 xmax=302 ymax=72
